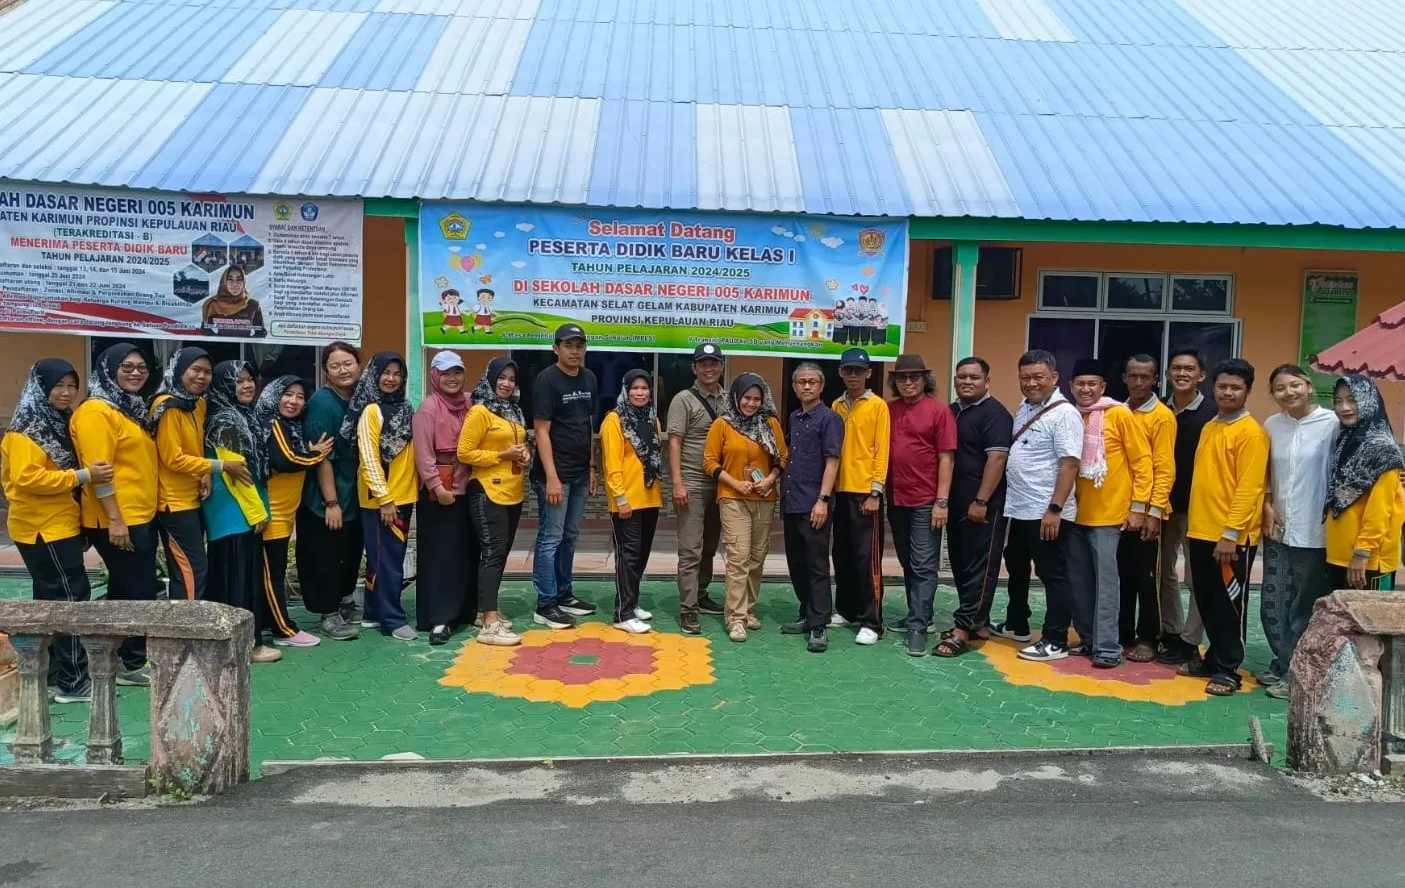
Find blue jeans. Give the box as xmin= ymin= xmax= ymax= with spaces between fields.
xmin=1069 ymin=524 xmax=1122 ymax=659
xmin=889 ymin=504 xmax=942 ymax=632
xmin=533 ymin=476 xmax=589 ymax=609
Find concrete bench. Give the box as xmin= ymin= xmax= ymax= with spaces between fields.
xmin=0 ymin=600 xmax=252 ymax=798
xmin=1287 ymin=591 xmax=1405 ymax=775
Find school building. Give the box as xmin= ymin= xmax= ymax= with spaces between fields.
xmin=1 ymin=0 xmax=1403 ymax=431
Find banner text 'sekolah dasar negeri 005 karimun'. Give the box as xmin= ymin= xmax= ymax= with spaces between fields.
xmin=418 ymin=204 xmax=909 ymax=360
xmin=0 ymin=184 xmax=364 ymax=345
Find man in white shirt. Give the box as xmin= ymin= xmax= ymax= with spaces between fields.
xmin=1260 ymin=364 xmax=1338 ymax=697
xmin=1004 ymin=350 xmax=1083 ymax=662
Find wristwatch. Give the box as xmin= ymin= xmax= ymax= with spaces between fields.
xmin=819 ymin=494 xmax=831 ymax=503
xmin=974 ymin=498 xmax=989 ymax=507
xmin=1046 ymin=502 xmax=1063 ymax=514
xmin=936 ymin=498 xmax=949 ymax=508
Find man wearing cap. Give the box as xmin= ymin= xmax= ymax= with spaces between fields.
xmin=831 ymin=347 xmax=891 ymax=645
xmin=666 ymin=342 xmax=728 ymax=634
xmin=885 ymin=354 xmax=957 ymax=657
xmin=1067 ymin=358 xmax=1154 ymax=669
xmin=531 ymin=323 xmax=600 ymax=629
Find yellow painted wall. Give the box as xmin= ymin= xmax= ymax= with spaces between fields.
xmin=904 ymin=241 xmax=1405 ymax=433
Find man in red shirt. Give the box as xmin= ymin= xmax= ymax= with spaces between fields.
xmin=886 ymin=354 xmax=957 ymax=657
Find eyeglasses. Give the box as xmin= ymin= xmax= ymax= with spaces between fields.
xmin=793 ymin=379 xmax=822 ymax=386
xmin=117 ymin=363 xmax=149 ymax=374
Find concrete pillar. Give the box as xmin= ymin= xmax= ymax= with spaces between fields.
xmin=8 ymin=634 xmax=53 ymax=764
xmin=80 ymin=636 xmax=123 ymax=765
xmin=948 ymin=241 xmax=979 ymax=396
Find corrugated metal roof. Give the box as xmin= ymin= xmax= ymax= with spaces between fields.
xmin=1311 ymin=300 xmax=1405 ymax=380
xmin=2 ymin=0 xmax=1405 ymax=225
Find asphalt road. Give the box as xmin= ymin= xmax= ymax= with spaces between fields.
xmin=2 ymin=752 xmax=1402 ymax=888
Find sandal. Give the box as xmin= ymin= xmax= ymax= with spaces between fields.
xmin=933 ymin=635 xmax=972 ymax=658
xmin=1205 ymin=675 xmax=1241 ymax=697
xmin=1126 ymin=643 xmax=1157 ymax=663
xmin=1177 ymin=658 xmax=1214 ymax=678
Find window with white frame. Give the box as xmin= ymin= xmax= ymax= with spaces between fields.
xmin=1029 ymin=271 xmax=1240 ymax=400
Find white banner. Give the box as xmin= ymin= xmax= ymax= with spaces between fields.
xmin=0 ymin=184 xmax=363 ymax=345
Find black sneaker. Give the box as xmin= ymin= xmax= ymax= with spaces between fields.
xmin=339 ymin=597 xmax=363 ymax=624
xmin=556 ymin=595 xmax=596 ymax=616
xmin=533 ymin=605 xmax=577 ymax=629
xmin=1016 ymin=639 xmax=1069 ymax=662
xmin=680 ymin=612 xmax=702 ymax=635
xmin=887 ymin=616 xmax=910 ymax=632
xmin=780 ymin=618 xmax=808 ymax=635
xmin=905 ymin=629 xmax=927 ymax=658
xmin=696 ymin=594 xmax=725 ymax=615
xmin=807 ymin=627 xmax=828 ymax=653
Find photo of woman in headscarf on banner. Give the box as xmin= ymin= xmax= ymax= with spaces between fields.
xmin=201 ymin=266 xmax=267 ymax=338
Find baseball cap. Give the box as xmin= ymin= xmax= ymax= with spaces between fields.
xmin=692 ymin=342 xmax=723 ymax=362
xmin=554 ymin=323 xmax=587 ymax=344
xmin=838 ymin=347 xmax=871 ymax=369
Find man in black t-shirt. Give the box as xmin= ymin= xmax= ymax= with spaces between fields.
xmin=935 ymin=357 xmax=1014 ymax=657
xmin=531 ymin=323 xmax=600 ymax=629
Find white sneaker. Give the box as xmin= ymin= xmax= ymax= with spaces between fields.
xmin=829 ymin=614 xmax=852 ymax=628
xmin=477 ymin=620 xmax=522 ymax=647
xmin=634 ymin=607 xmax=653 ymax=621
xmin=855 ymin=627 xmax=880 ymax=645
xmin=359 ymin=620 xmax=378 ymax=629
xmin=614 ymin=618 xmax=652 ymax=635
xmin=1018 ymin=639 xmax=1069 ymax=662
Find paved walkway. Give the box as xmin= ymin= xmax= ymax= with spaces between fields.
xmin=2 ymin=574 xmax=1288 ymax=774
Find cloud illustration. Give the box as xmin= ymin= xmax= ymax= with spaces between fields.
xmin=794 ymin=235 xmax=806 ymax=243
xmin=510 ymin=260 xmax=527 ymax=268
xmin=476 ymin=243 xmax=487 ymax=250
xmin=819 ymin=236 xmax=844 ymax=249
xmin=516 ymin=223 xmax=535 ymax=232
xmin=494 ymin=231 xmax=506 ymax=238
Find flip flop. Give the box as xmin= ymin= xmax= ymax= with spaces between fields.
xmin=933 ymin=635 xmax=972 ymax=658
xmin=1126 ymin=643 xmax=1158 ymax=663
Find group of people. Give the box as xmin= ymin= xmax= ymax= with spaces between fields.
xmin=3 ymin=324 xmax=1402 ymax=704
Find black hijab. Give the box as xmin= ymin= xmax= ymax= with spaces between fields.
xmin=339 ymin=350 xmax=414 ymax=467
xmin=472 ymin=357 xmax=524 ymax=427
xmin=723 ymin=372 xmax=781 ymax=460
xmin=149 ymin=346 xmax=211 ymax=425
xmin=88 ymin=342 xmax=151 ymax=431
xmin=205 ymin=360 xmax=267 ymax=483
xmin=614 ymin=369 xmax=660 ymax=487
xmin=8 ymin=358 xmax=79 ymax=470
xmin=1328 ymin=375 xmax=1405 ymax=517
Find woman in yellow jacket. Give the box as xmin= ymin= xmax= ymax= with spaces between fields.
xmin=457 ymin=357 xmax=531 ymax=646
xmin=71 ymin=342 xmax=159 ymax=686
xmin=1326 ymin=375 xmax=1405 ymax=592
xmin=703 ymin=373 xmax=788 ymax=642
xmin=2 ymin=359 xmax=112 ymax=702
xmin=150 ymin=346 xmax=233 ymax=602
xmin=342 ymin=351 xmax=418 ymax=641
xmin=600 ymin=369 xmax=663 ymax=635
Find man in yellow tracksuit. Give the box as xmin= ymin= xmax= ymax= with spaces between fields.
xmin=831 ymin=348 xmax=891 ymax=645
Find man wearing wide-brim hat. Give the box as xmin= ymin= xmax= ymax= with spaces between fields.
xmin=884 ymin=353 xmax=957 ymax=657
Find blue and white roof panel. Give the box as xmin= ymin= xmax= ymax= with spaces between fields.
xmin=3 ymin=0 xmax=1405 ymax=226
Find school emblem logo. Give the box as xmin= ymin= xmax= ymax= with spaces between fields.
xmin=299 ymin=202 xmax=320 ymax=222
xmin=857 ymin=228 xmax=885 ymax=256
xmin=273 ymin=202 xmax=293 ymax=221
xmin=440 ymin=212 xmax=470 ymax=240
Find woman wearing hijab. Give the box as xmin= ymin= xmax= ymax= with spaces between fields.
xmin=413 ymin=351 xmax=474 ymax=644
xmin=2 ymin=359 xmax=110 ymax=703
xmin=457 ymin=357 xmax=530 ymax=647
xmin=297 ymin=342 xmax=364 ymax=640
xmin=71 ymin=342 xmax=159 ymax=686
xmin=346 ymin=351 xmax=418 ymax=641
xmin=201 ymin=361 xmax=280 ymax=664
xmin=150 ymin=346 xmax=226 ymax=602
xmin=200 ymin=265 xmax=266 ymax=337
xmin=600 ymin=370 xmax=663 ymax=634
xmin=257 ymin=375 xmax=334 ymax=650
xmin=703 ymin=373 xmax=789 ymax=642
xmin=1325 ymin=375 xmax=1405 ymax=594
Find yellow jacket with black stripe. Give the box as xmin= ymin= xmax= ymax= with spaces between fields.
xmin=264 ymin=420 xmax=327 ymax=541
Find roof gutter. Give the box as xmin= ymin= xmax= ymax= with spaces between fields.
xmin=911 ymin=217 xmax=1405 ymax=252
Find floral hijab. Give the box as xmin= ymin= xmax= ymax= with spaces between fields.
xmin=205 ymin=360 xmax=267 ymax=483
xmin=723 ymin=372 xmax=780 ymax=461
xmin=1328 ymin=375 xmax=1405 ymax=518
xmin=614 ymin=369 xmax=660 ymax=487
xmin=339 ymin=350 xmax=414 ymax=467
xmin=471 ymin=357 xmax=524 ymax=427
xmin=254 ymin=375 xmax=317 ymax=465
xmin=149 ymin=346 xmax=211 ymax=425
xmin=88 ymin=342 xmax=152 ymax=431
xmin=8 ymin=359 xmax=79 ymax=470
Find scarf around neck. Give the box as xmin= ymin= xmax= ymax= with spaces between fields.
xmin=1076 ymin=396 xmax=1120 ymax=488
xmin=254 ymin=375 xmax=317 ymax=467
xmin=149 ymin=346 xmax=211 ymax=425
xmin=724 ymin=373 xmax=780 ymax=461
xmin=1328 ymin=375 xmax=1405 ymax=518
xmin=614 ymin=369 xmax=660 ymax=487
xmin=205 ymin=360 xmax=268 ymax=483
xmin=88 ymin=342 xmax=152 ymax=432
xmin=471 ymin=357 xmax=525 ymax=427
xmin=339 ymin=350 xmax=414 ymax=467
xmin=9 ymin=358 xmax=79 ymax=470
